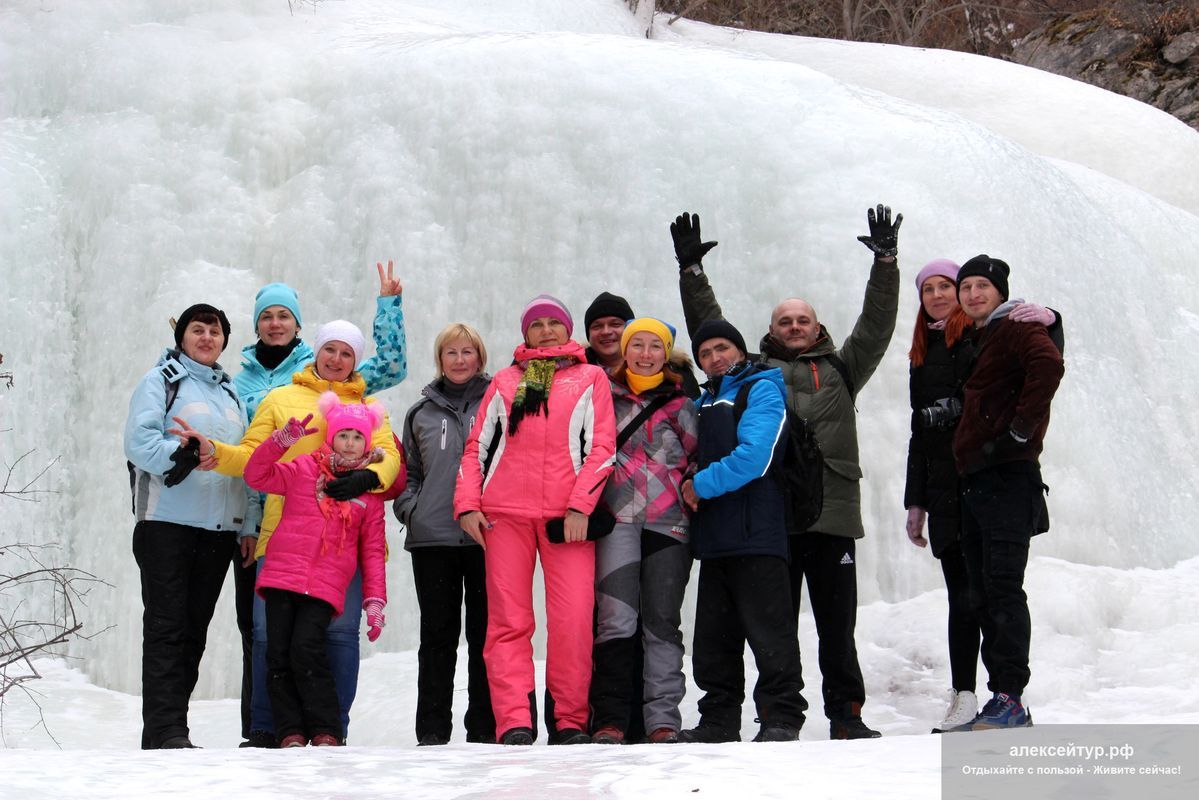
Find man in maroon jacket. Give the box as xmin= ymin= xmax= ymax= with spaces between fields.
xmin=950 ymin=255 xmax=1064 ymax=732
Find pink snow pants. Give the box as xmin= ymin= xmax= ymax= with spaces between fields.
xmin=483 ymin=514 xmax=596 ymax=737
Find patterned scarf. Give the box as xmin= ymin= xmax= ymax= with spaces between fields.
xmin=312 ymin=443 xmax=384 ymax=555
xmin=507 ymin=341 xmax=585 ymax=436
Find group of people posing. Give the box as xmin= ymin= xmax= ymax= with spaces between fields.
xmin=123 ymin=206 xmax=1064 ymax=749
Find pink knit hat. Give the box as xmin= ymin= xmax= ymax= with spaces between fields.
xmin=915 ymin=259 xmax=961 ymax=293
xmin=520 ymin=294 xmax=573 ymax=337
xmin=318 ymin=391 xmax=386 ymax=447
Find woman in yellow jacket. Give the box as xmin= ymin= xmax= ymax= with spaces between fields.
xmin=173 ymin=320 xmax=401 ymax=745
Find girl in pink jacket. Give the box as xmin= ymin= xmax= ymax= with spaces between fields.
xmin=455 ymin=294 xmax=616 ymax=746
xmin=244 ymin=392 xmax=388 ymax=748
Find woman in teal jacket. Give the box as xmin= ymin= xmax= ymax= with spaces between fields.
xmin=124 ymin=303 xmax=253 ymax=750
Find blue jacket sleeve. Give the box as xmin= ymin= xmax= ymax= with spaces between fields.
xmin=692 ymin=380 xmax=786 ymax=499
xmin=123 ymin=371 xmax=180 ymax=475
xmin=359 ymin=295 xmax=408 ymax=395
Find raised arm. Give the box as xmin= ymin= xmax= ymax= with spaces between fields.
xmin=671 ymin=212 xmax=725 ymax=337
xmin=358 ymin=260 xmax=408 ymax=394
xmin=838 ymin=205 xmax=902 ymax=395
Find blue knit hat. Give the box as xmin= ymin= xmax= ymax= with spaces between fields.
xmin=253 ymin=283 xmax=302 ymax=334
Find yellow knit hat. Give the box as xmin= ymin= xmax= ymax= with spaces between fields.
xmin=620 ymin=317 xmax=675 ymax=357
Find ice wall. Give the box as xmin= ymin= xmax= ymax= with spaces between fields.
xmin=2 ymin=0 xmax=1198 ymax=698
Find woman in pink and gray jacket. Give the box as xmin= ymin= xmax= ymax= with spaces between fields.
xmin=588 ymin=318 xmax=698 ymax=745
xmin=454 ymin=294 xmax=616 ymax=746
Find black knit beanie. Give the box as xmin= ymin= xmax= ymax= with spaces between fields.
xmin=584 ymin=292 xmax=635 ymax=333
xmin=691 ymin=318 xmax=748 ymax=362
xmin=957 ymin=255 xmax=1011 ymax=301
xmin=174 ymin=303 xmax=232 ymax=351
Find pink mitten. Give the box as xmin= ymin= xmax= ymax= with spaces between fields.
xmin=274 ymin=413 xmax=318 ymax=448
xmin=364 ymin=598 xmax=386 ymax=643
xmin=1009 ymin=303 xmax=1055 ymax=326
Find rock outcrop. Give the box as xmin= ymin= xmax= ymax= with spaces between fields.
xmin=1012 ymin=3 xmax=1199 ymax=131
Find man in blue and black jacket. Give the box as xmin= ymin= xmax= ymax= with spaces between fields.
xmin=679 ymin=319 xmax=808 ymax=744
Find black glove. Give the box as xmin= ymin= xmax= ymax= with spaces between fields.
xmin=980 ymin=428 xmax=1028 ymax=465
xmin=324 ymin=469 xmax=380 ymax=501
xmin=164 ymin=437 xmax=201 ymax=488
xmin=670 ymin=212 xmax=718 ymax=270
xmin=856 ymin=204 xmax=902 ymax=259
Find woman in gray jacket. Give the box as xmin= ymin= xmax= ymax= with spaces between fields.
xmin=394 ymin=323 xmax=495 ymax=745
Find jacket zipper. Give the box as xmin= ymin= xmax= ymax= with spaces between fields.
xmin=440 ymin=419 xmax=447 ymax=450
xmin=809 ymin=362 xmax=821 ymax=390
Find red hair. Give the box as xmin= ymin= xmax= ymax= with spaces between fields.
xmin=908 ymin=306 xmax=971 ymax=366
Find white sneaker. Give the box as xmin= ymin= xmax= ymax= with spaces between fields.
xmin=932 ymin=689 xmax=977 ymax=733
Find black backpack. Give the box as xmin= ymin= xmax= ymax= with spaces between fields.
xmin=733 ymin=382 xmax=825 ymax=533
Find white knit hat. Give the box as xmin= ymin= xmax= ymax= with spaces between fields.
xmin=313 ymin=320 xmax=366 ymax=366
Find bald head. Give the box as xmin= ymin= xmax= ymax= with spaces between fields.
xmin=770 ymin=297 xmax=821 ymax=352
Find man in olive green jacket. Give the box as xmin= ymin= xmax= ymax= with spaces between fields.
xmin=669 ymin=207 xmax=901 ymax=739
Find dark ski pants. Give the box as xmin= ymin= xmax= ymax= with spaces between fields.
xmin=411 ymin=545 xmax=495 ymax=743
xmin=692 ymin=555 xmax=807 ymax=734
xmin=264 ymin=589 xmax=341 ymax=741
xmin=786 ymin=533 xmax=868 ymax=720
xmin=232 ymin=542 xmax=255 ymax=739
xmin=937 ymin=538 xmax=981 ymax=693
xmin=960 ymin=463 xmax=1041 ymax=697
xmin=591 ymin=524 xmax=692 ymax=735
xmin=250 ymin=566 xmax=362 ymax=736
xmin=132 ymin=520 xmax=234 ymax=749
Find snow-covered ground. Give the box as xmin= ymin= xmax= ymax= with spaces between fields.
xmin=2 ymin=0 xmax=1198 ymax=797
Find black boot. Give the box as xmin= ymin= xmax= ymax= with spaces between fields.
xmin=829 ymin=702 xmax=881 ymax=740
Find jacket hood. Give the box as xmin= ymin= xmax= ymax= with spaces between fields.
xmin=758 ymin=325 xmax=835 ymax=361
xmin=981 ymin=298 xmax=1025 ymax=328
xmin=704 ymin=360 xmax=784 ymax=400
xmin=239 ymin=338 xmax=314 ymax=375
xmin=158 ymin=348 xmax=231 ymax=384
xmin=293 ymin=362 xmax=366 ymax=398
xmin=422 ymin=373 xmax=492 ymax=409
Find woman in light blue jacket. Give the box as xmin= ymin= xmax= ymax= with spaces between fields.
xmin=123 ymin=303 xmax=253 ymax=750
xmin=235 ymin=263 xmax=409 ymax=748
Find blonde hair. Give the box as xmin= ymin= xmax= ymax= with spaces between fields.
xmin=433 ymin=323 xmax=488 ymax=379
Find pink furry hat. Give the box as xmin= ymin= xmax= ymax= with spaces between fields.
xmin=318 ymin=391 xmax=386 ymax=447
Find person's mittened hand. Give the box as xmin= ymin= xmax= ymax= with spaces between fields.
xmin=670 ymin=212 xmax=718 ymax=270
xmin=981 ymin=428 xmax=1028 ymax=465
xmin=164 ymin=438 xmax=201 ymax=487
xmin=273 ymin=414 xmax=318 ymax=449
xmin=856 ymin=204 xmax=903 ymax=259
xmin=364 ymin=598 xmax=386 ymax=642
xmin=906 ymin=506 xmax=928 ymax=548
xmin=324 ymin=469 xmax=380 ymax=500
xmin=1009 ymin=303 xmax=1055 ymax=326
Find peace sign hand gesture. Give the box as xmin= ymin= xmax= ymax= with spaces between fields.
xmin=166 ymin=417 xmax=216 ymax=470
xmin=376 ymin=260 xmax=403 ymax=297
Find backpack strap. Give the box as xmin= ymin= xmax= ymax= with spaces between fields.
xmin=616 ymin=393 xmax=674 ymax=452
xmin=754 ymin=352 xmax=854 ymax=399
xmin=822 ymin=353 xmax=855 ymax=399
xmin=158 ymin=360 xmax=185 ymax=413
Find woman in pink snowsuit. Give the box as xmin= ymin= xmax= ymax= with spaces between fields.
xmin=243 ymin=392 xmax=389 ymax=747
xmin=454 ymin=294 xmax=616 ymax=746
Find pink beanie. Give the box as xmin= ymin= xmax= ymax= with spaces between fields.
xmin=915 ymin=259 xmax=961 ymax=294
xmin=520 ymin=294 xmax=573 ymax=337
xmin=318 ymin=391 xmax=386 ymax=447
